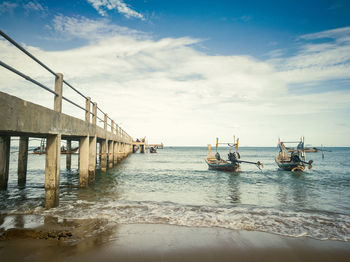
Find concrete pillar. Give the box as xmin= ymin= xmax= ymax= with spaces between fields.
xmin=113 ymin=141 xmax=118 ymax=165
xmin=45 ymin=189 xmax=59 ymax=209
xmin=66 ymin=139 xmax=71 ymax=170
xmin=45 ymin=135 xmax=61 ymax=189
xmin=17 ymin=136 xmax=29 ymax=186
xmin=0 ymin=135 xmax=11 ymax=190
xmin=79 ymin=136 xmax=89 ymax=187
xmin=101 ymin=139 xmax=107 ymax=172
xmin=108 ymin=140 xmax=113 ymax=168
xmin=89 ymin=136 xmax=97 ymax=184
xmin=99 ymin=141 xmax=102 ymax=165
xmin=45 ymin=73 xmax=63 ymax=208
xmin=45 ymin=133 xmax=61 ymax=203
xmin=122 ymin=143 xmax=126 ymax=157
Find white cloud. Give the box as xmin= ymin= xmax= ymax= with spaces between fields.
xmin=87 ymin=0 xmax=144 ymax=20
xmin=0 ymin=1 xmax=18 ymax=14
xmin=270 ymin=27 xmax=350 ymax=86
xmin=1 ymin=18 xmax=349 ymax=146
xmin=23 ymin=1 xmax=45 ymax=12
xmin=50 ymin=14 xmax=142 ymax=40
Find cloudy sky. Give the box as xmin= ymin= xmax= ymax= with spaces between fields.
xmin=1 ymin=0 xmax=350 ymax=146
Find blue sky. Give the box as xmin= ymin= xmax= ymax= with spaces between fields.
xmin=1 ymin=0 xmax=350 ymax=146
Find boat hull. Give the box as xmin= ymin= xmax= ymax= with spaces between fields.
xmin=205 ymin=159 xmax=241 ymax=172
xmin=275 ymin=156 xmax=305 ymax=172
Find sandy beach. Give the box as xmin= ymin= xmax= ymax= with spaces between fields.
xmin=1 ymin=215 xmax=350 ymax=262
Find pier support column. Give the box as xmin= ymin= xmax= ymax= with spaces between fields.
xmin=79 ymin=136 xmax=89 ymax=187
xmin=113 ymin=141 xmax=118 ymax=165
xmin=45 ymin=72 xmax=63 ymax=208
xmin=66 ymin=139 xmax=71 ymax=170
xmin=17 ymin=136 xmax=29 ymax=186
xmin=99 ymin=142 xmax=102 ymax=164
xmin=45 ymin=134 xmax=61 ymax=208
xmin=89 ymin=136 xmax=96 ymax=184
xmin=108 ymin=140 xmax=113 ymax=168
xmin=0 ymin=135 xmax=10 ymax=190
xmin=101 ymin=139 xmax=107 ymax=172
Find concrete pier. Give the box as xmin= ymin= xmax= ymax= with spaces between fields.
xmin=0 ymin=30 xmax=136 ymax=207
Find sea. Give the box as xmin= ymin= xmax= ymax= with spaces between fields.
xmin=1 ymin=146 xmax=350 ymax=241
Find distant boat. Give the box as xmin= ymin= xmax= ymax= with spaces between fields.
xmin=275 ymin=137 xmax=313 ymax=172
xmin=150 ymin=146 xmax=157 ymax=153
xmin=32 ymin=140 xmax=79 ymax=155
xmin=286 ymin=146 xmax=318 ymax=153
xmin=205 ymin=137 xmax=263 ymax=172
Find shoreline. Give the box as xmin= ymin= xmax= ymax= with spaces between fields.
xmin=1 ymin=215 xmax=350 ymax=262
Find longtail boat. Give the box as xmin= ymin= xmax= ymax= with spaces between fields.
xmin=32 ymin=139 xmax=79 ymax=155
xmin=149 ymin=146 xmax=157 ymax=153
xmin=275 ymin=137 xmax=313 ymax=172
xmin=205 ymin=137 xmax=263 ymax=172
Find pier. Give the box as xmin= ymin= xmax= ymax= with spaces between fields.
xmin=0 ymin=30 xmax=134 ymax=207
xmin=132 ymin=139 xmax=164 ymax=153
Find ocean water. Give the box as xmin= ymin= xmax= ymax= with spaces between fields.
xmin=1 ymin=146 xmax=350 ymax=241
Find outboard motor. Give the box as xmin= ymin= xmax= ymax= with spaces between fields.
xmin=228 ymin=152 xmax=240 ymax=163
xmin=291 ymin=151 xmax=301 ymax=163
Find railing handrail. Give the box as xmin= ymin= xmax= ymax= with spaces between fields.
xmin=0 ymin=30 xmax=58 ymax=78
xmin=0 ymin=60 xmax=58 ymax=96
xmin=0 ymin=29 xmax=132 ymax=142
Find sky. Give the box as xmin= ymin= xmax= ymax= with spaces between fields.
xmin=0 ymin=0 xmax=350 ymax=146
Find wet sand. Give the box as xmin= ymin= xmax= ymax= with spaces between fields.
xmin=1 ymin=215 xmax=350 ymax=262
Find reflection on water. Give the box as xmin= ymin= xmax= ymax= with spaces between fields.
xmin=228 ymin=173 xmax=241 ymax=204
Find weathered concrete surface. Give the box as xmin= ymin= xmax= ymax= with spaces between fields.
xmin=101 ymin=140 xmax=107 ymax=173
xmin=113 ymin=142 xmax=118 ymax=166
xmin=0 ymin=92 xmax=131 ymax=143
xmin=88 ymin=136 xmax=97 ymax=184
xmin=79 ymin=136 xmax=89 ymax=187
xmin=17 ymin=136 xmax=28 ymax=186
xmin=0 ymin=135 xmax=10 ymax=190
xmin=66 ymin=139 xmax=71 ymax=170
xmin=108 ymin=141 xmax=113 ymax=169
xmin=45 ymin=134 xmax=61 ymax=190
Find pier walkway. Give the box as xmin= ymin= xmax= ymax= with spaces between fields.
xmin=0 ymin=30 xmax=134 ymax=207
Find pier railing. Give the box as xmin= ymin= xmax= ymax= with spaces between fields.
xmin=0 ymin=29 xmax=132 ymax=143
